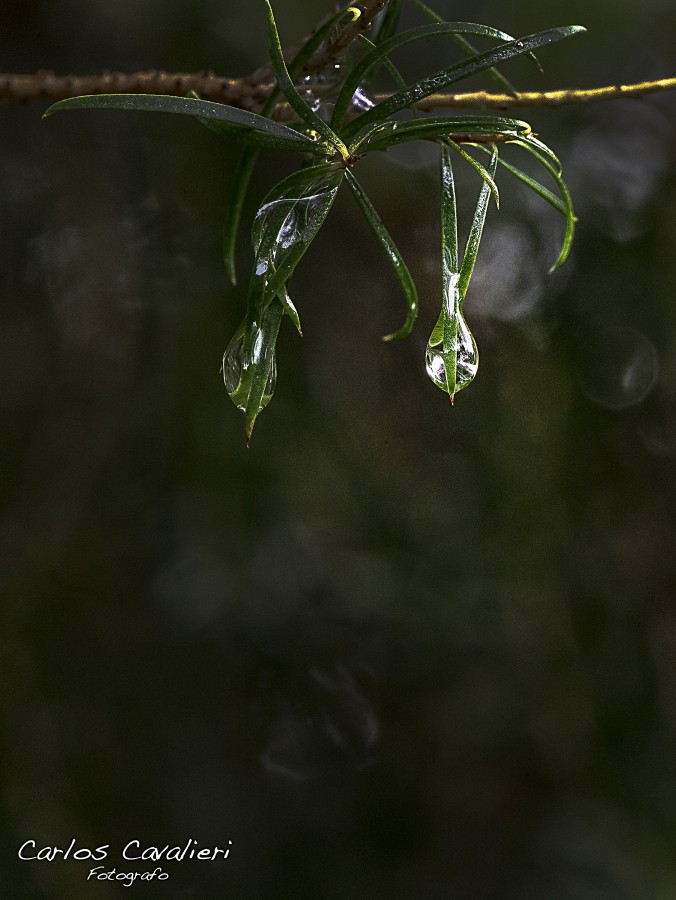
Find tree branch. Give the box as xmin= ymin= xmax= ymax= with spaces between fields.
xmin=414 ymin=78 xmax=676 ymax=110
xmin=1 ymin=0 xmax=674 ymax=115
xmin=3 ymin=70 xmax=675 ymax=113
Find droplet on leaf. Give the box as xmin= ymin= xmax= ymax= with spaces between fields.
xmin=222 ymin=333 xmax=277 ymax=413
xmin=425 ymin=311 xmax=478 ymax=395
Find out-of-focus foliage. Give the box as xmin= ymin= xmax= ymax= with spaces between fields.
xmin=1 ymin=1 xmax=676 ymax=898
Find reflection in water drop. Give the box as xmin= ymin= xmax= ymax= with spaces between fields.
xmin=222 ymin=333 xmax=277 ymax=412
xmin=300 ymin=63 xmax=344 ymax=121
xmin=350 ymin=86 xmax=376 ymax=113
xmin=426 ymin=312 xmax=479 ymax=393
xmin=578 ymin=326 xmax=658 ymax=409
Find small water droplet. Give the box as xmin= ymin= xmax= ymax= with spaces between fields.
xmin=350 ymin=85 xmax=376 ymax=113
xmin=425 ymin=312 xmax=478 ymax=393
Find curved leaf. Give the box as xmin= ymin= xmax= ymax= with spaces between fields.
xmin=475 ymin=143 xmax=566 ymax=215
xmin=264 ymin=0 xmax=346 ymax=157
xmin=352 ymin=114 xmax=530 ymax=153
xmin=223 ymin=5 xmax=352 ymax=284
xmin=249 ymin=162 xmax=344 ymax=317
xmin=442 ymin=138 xmax=499 ymax=207
xmin=458 ymin=144 xmax=499 ymax=301
xmin=332 ymin=21 xmax=544 ymax=131
xmin=342 ymin=25 xmax=586 ymax=141
xmin=510 ymin=135 xmax=575 ymax=270
xmin=223 ymin=298 xmax=284 ymax=445
xmin=410 ymin=0 xmax=541 ymax=93
xmin=344 ymin=170 xmax=418 ymax=341
xmin=45 ymin=93 xmax=329 ymax=154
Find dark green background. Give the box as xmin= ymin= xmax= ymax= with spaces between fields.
xmin=2 ymin=1 xmax=676 ymax=897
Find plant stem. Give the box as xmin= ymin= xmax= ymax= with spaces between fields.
xmin=3 ymin=69 xmax=674 ymax=111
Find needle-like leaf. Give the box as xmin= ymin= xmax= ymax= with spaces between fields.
xmin=222 ymin=5 xmax=352 ymax=284
xmin=510 ymin=135 xmax=575 ymax=270
xmin=264 ymin=0 xmax=346 ymax=158
xmin=410 ymin=0 xmax=541 ymax=94
xmin=45 ymin=93 xmax=328 ymax=154
xmin=376 ymin=0 xmax=404 ymax=45
xmin=344 ymin=170 xmax=418 ymax=341
xmin=351 ymin=114 xmax=530 ymax=153
xmin=442 ymin=138 xmax=500 ymax=208
xmin=458 ymin=144 xmax=499 ymax=301
xmin=331 ymin=21 xmax=545 ymax=132
xmin=342 ymin=25 xmax=586 ymax=141
xmin=474 ymin=143 xmax=566 ymax=215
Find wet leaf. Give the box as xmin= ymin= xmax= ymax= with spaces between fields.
xmin=458 ymin=144 xmax=499 ymax=300
xmin=223 ymin=298 xmax=283 ymax=445
xmin=410 ymin=0 xmax=541 ymax=94
xmin=250 ymin=162 xmax=344 ymax=313
xmin=427 ymin=145 xmax=479 ymax=399
xmin=442 ymin=138 xmax=500 ymax=206
xmin=342 ymin=25 xmax=586 ymax=141
xmin=264 ymin=0 xmax=347 ymax=158
xmin=351 ymin=114 xmax=529 ymax=153
xmin=222 ymin=5 xmax=352 ymax=285
xmin=332 ymin=21 xmax=544 ymax=132
xmin=45 ymin=93 xmax=327 ymax=154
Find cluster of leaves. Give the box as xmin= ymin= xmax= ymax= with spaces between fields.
xmin=45 ymin=0 xmax=584 ymax=443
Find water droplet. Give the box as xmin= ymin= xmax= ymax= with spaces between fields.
xmin=222 ymin=333 xmax=277 ymax=412
xmin=350 ymin=85 xmax=376 ymax=113
xmin=425 ymin=312 xmax=478 ymax=393
xmin=300 ymin=62 xmax=344 ymax=121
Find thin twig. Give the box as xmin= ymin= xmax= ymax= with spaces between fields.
xmin=413 ymin=78 xmax=676 ymax=110
xmin=3 ymin=70 xmax=675 ymax=113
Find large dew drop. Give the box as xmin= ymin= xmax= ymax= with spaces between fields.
xmin=425 ymin=313 xmax=478 ymax=394
xmin=222 ymin=334 xmax=277 ymax=413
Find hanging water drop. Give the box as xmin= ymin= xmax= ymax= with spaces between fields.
xmin=425 ymin=312 xmax=479 ymax=395
xmin=222 ymin=333 xmax=277 ymax=412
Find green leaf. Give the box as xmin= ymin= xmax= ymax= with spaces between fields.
xmin=441 ymin=141 xmax=459 ymax=275
xmin=357 ymin=34 xmax=411 ymax=97
xmin=474 ymin=143 xmax=566 ymax=215
xmin=263 ymin=0 xmax=346 ymax=158
xmin=223 ymin=148 xmax=261 ymax=286
xmin=225 ymin=162 xmax=343 ymax=441
xmin=332 ymin=21 xmax=544 ymax=132
xmin=426 ymin=144 xmax=480 ymax=400
xmin=458 ymin=144 xmax=499 ymax=301
xmin=342 ymin=25 xmax=586 ymax=140
xmin=442 ymin=138 xmax=499 ymax=208
xmin=410 ymin=0 xmax=541 ymax=94
xmin=376 ymin=0 xmax=404 ymax=45
xmin=510 ymin=135 xmax=575 ymax=270
xmin=351 ymin=114 xmax=530 ymax=153
xmin=249 ymin=163 xmax=344 ymax=310
xmin=45 ymin=93 xmax=330 ymax=154
xmin=222 ymin=5 xmax=352 ymax=285
xmin=279 ymin=285 xmax=302 ymax=335
xmin=344 ymin=170 xmax=418 ymax=341
xmin=223 ymin=298 xmax=284 ymax=445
